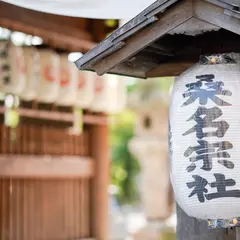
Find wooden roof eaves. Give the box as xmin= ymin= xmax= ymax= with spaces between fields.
xmin=75 ymin=0 xmax=240 ymax=78
xmin=74 ymin=0 xmax=181 ymax=71
xmin=194 ymin=0 xmax=240 ymax=36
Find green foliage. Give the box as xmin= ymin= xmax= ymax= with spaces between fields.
xmin=110 ymin=110 xmax=140 ymax=205
xmin=158 ymin=77 xmax=174 ymax=92
xmin=160 ymin=231 xmax=176 ymax=240
xmin=110 ymin=77 xmax=174 ymax=205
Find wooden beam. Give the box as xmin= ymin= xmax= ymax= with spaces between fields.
xmin=146 ymin=61 xmax=196 ymax=77
xmin=0 ymin=106 xmax=108 ymax=125
xmin=229 ymin=228 xmax=237 ymax=240
xmin=0 ymin=155 xmax=94 ymax=178
xmin=92 ymin=0 xmax=194 ymax=75
xmin=75 ymin=239 xmax=95 ymax=240
xmin=194 ymin=0 xmax=240 ymax=36
xmin=89 ymin=124 xmax=110 ymax=240
xmin=0 ymin=2 xmax=96 ymax=52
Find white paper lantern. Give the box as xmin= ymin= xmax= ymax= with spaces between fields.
xmin=90 ymin=73 xmax=127 ymax=113
xmin=0 ymin=41 xmax=26 ymax=95
xmin=21 ymin=46 xmax=39 ymax=101
xmin=106 ymin=75 xmax=127 ymax=114
xmin=75 ymin=70 xmax=95 ymax=109
xmin=36 ymin=49 xmax=60 ymax=103
xmin=57 ymin=54 xmax=78 ymax=106
xmin=90 ymin=74 xmax=108 ymax=112
xmin=169 ymin=54 xmax=240 ymax=222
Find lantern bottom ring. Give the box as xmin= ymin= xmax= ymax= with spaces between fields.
xmin=208 ymin=217 xmax=240 ymax=229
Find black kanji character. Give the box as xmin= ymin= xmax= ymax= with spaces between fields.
xmin=187 ymin=175 xmax=208 ymax=203
xmin=206 ymin=174 xmax=240 ymax=200
xmin=183 ymin=106 xmax=229 ymax=139
xmin=184 ymin=140 xmax=234 ymax=172
xmin=182 ymin=74 xmax=232 ymax=107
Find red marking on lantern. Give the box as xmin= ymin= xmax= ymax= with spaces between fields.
xmin=95 ymin=75 xmax=104 ymax=92
xmin=44 ymin=64 xmax=55 ymax=82
xmin=60 ymin=67 xmax=70 ymax=87
xmin=16 ymin=55 xmax=26 ymax=74
xmin=78 ymin=73 xmax=86 ymax=89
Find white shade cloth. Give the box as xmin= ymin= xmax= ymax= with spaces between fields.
xmin=2 ymin=0 xmax=156 ymax=20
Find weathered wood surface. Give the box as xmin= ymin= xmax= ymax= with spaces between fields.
xmin=0 ymin=2 xmax=95 ymax=53
xmin=177 ymin=204 xmax=240 ymax=240
xmin=92 ymin=0 xmax=193 ymax=76
xmin=0 ymin=155 xmax=94 ymax=178
xmin=89 ymin=124 xmax=110 ymax=240
xmin=0 ymin=106 xmax=108 ymax=125
xmin=76 ymin=0 xmax=240 ymax=78
xmin=0 ymin=109 xmax=109 ymax=239
xmin=194 ymin=0 xmax=240 ymax=36
xmin=0 ymin=179 xmax=92 ymax=239
xmin=146 ymin=61 xmax=195 ymax=78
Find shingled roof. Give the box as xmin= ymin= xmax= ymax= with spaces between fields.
xmin=75 ymin=0 xmax=240 ymax=78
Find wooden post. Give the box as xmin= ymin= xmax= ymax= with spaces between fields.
xmin=236 ymin=228 xmax=240 ymax=240
xmin=89 ymin=124 xmax=110 ymax=240
xmin=177 ymin=204 xmax=239 ymax=240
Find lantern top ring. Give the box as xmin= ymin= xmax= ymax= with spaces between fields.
xmin=200 ymin=53 xmax=240 ymax=65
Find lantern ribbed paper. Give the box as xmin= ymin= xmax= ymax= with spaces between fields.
xmin=90 ymin=74 xmax=127 ymax=114
xmin=106 ymin=75 xmax=127 ymax=114
xmin=90 ymin=74 xmax=108 ymax=112
xmin=0 ymin=41 xmax=26 ymax=95
xmin=57 ymin=54 xmax=78 ymax=106
xmin=36 ymin=49 xmax=60 ymax=103
xmin=169 ymin=53 xmax=240 ymax=221
xmin=75 ymin=70 xmax=95 ymax=109
xmin=21 ymin=46 xmax=39 ymax=101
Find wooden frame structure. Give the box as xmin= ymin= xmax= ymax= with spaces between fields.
xmin=76 ymin=0 xmax=240 ymax=78
xmin=0 ymin=1 xmax=117 ymax=52
xmin=0 ymin=2 xmax=117 ymax=239
xmin=76 ymin=0 xmax=240 ymax=239
xmin=0 ymin=103 xmax=110 ymax=240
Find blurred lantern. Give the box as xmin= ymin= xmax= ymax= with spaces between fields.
xmin=21 ymin=46 xmax=39 ymax=101
xmin=75 ymin=70 xmax=95 ymax=109
xmin=36 ymin=48 xmax=60 ymax=103
xmin=57 ymin=54 xmax=78 ymax=106
xmin=106 ymin=74 xmax=127 ymax=114
xmin=90 ymin=74 xmax=109 ymax=112
xmin=90 ymin=73 xmax=127 ymax=113
xmin=0 ymin=41 xmax=26 ymax=95
xmin=169 ymin=53 xmax=240 ymax=227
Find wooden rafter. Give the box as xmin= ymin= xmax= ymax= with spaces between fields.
xmin=0 ymin=155 xmax=94 ymax=178
xmin=0 ymin=106 xmax=108 ymax=125
xmin=75 ymin=0 xmax=240 ymax=78
xmin=0 ymin=2 xmax=97 ymax=52
xmin=92 ymin=0 xmax=193 ymax=76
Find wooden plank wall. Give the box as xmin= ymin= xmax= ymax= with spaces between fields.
xmin=0 ymin=178 xmax=90 ymax=240
xmin=0 ymin=121 xmax=89 ymax=156
xmin=0 ymin=114 xmax=96 ymax=240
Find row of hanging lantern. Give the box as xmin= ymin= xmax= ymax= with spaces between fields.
xmin=0 ymin=41 xmax=126 ymax=113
